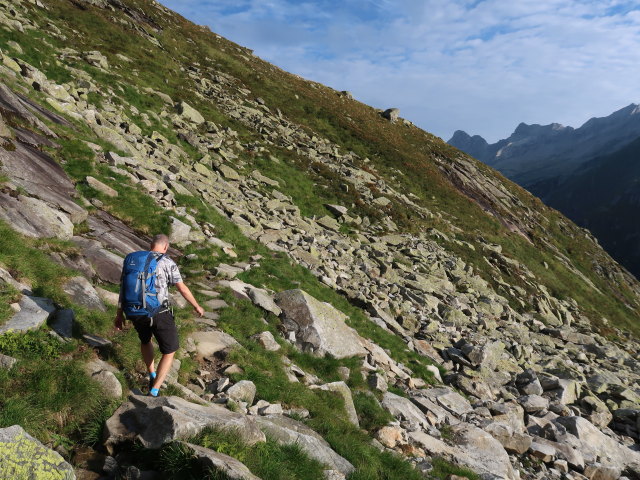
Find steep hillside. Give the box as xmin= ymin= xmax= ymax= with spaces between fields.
xmin=0 ymin=1 xmax=639 ymax=479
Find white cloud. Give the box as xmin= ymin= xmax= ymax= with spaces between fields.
xmin=160 ymin=0 xmax=640 ymax=142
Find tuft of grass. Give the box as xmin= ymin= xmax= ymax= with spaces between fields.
xmin=430 ymin=457 xmax=480 ymax=480
xmin=353 ymin=392 xmax=393 ymax=432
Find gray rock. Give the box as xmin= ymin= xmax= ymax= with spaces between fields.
xmin=0 ymin=266 xmax=31 ymax=294
xmin=555 ymin=416 xmax=640 ymax=470
xmin=71 ymin=237 xmax=124 ymax=284
xmin=0 ymin=425 xmax=75 ymax=479
xmin=449 ymin=424 xmax=517 ymax=479
xmin=368 ymin=373 xmax=388 ymax=392
xmin=227 ymin=380 xmax=257 ymax=405
xmin=421 ymin=387 xmax=473 ymax=416
xmin=86 ymin=359 xmax=122 ymax=399
xmin=63 ymin=276 xmax=106 ymax=311
xmin=86 ymin=176 xmax=118 ymax=197
xmin=316 ymin=382 xmax=359 ymax=427
xmin=104 ymin=395 xmax=265 ymax=453
xmin=250 ymin=331 xmax=281 ymax=351
xmin=484 ymin=422 xmax=532 ymax=454
xmin=0 ymin=296 xmax=56 ymax=334
xmin=516 ymin=369 xmax=544 ymax=396
xmin=189 ymin=331 xmax=239 ymax=357
xmin=274 ymin=289 xmax=367 ymax=359
xmin=0 ymin=353 xmax=17 ymax=370
xmin=169 ymin=216 xmax=191 ymax=245
xmin=529 ymin=441 xmax=556 ymax=462
xmin=518 ymin=394 xmax=549 ymax=413
xmin=381 ymin=392 xmax=429 ymax=428
xmin=177 ymin=101 xmax=205 ymax=124
xmin=51 ymin=308 xmax=74 ymax=338
xmin=0 ymin=193 xmax=74 ymax=240
xmin=180 ymin=442 xmax=261 ymax=480
xmin=255 ymin=415 xmax=354 ymax=475
xmin=82 ymin=334 xmax=112 ymax=349
xmin=583 ymin=463 xmax=621 ymax=480
xmin=382 ymin=108 xmax=400 ymax=122
xmin=247 ymin=287 xmax=282 ymax=316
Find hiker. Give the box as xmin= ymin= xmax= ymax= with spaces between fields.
xmin=114 ymin=234 xmax=204 ymax=396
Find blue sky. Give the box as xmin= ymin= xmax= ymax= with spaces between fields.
xmin=159 ymin=0 xmax=640 ymax=142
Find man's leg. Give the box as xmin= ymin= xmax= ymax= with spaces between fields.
xmin=151 ymin=352 xmax=175 ymax=390
xmin=140 ymin=341 xmax=155 ymax=374
xmin=150 ymin=310 xmax=179 ymax=395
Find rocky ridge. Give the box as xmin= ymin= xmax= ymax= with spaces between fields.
xmin=0 ymin=1 xmax=638 ymax=480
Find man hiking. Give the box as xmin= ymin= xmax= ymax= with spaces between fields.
xmin=115 ymin=234 xmax=204 ymax=396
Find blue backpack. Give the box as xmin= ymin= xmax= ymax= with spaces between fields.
xmin=121 ymin=251 xmax=164 ymax=319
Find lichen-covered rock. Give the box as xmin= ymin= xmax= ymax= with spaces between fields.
xmin=63 ymin=276 xmax=106 ymax=312
xmin=274 ymin=289 xmax=367 ymax=359
xmin=0 ymin=425 xmax=75 ymax=479
xmin=0 ymin=193 xmax=74 ymax=240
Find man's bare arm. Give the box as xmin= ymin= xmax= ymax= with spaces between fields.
xmin=175 ymin=282 xmax=204 ymax=317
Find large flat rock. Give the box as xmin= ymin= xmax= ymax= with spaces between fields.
xmin=63 ymin=276 xmax=106 ymax=311
xmin=274 ymin=289 xmax=367 ymax=359
xmin=381 ymin=391 xmax=429 ymax=429
xmin=104 ymin=395 xmax=265 ymax=453
xmin=71 ymin=237 xmax=124 ymax=284
xmin=255 ymin=414 xmax=354 ymax=475
xmin=0 ymin=424 xmax=75 ymax=479
xmin=0 ymin=192 xmax=74 ymax=240
xmin=0 ymin=296 xmax=56 ymax=334
xmin=0 ymin=138 xmax=87 ymax=224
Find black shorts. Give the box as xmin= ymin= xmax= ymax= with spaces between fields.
xmin=131 ymin=310 xmax=179 ymax=354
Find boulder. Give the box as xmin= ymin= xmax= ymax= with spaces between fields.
xmin=250 ymin=331 xmax=281 ymax=351
xmin=169 ymin=216 xmax=191 ymax=245
xmin=0 ymin=295 xmax=56 ymax=334
xmin=85 ymin=359 xmax=122 ymax=399
xmin=255 ymin=415 xmax=354 ymax=475
xmin=420 ymin=387 xmax=473 ymax=416
xmin=63 ymin=276 xmax=106 ymax=311
xmin=382 ymin=108 xmax=400 ymax=122
xmin=274 ymin=289 xmax=367 ymax=359
xmin=189 ymin=331 xmax=239 ymax=357
xmin=177 ymin=101 xmax=205 ymax=124
xmin=227 ymin=380 xmax=257 ymax=405
xmin=316 ymin=382 xmax=359 ymax=427
xmin=381 ymin=392 xmax=429 ymax=428
xmin=518 ymin=394 xmax=549 ymax=413
xmin=247 ymin=287 xmax=281 ymax=316
xmin=104 ymin=395 xmax=265 ymax=453
xmin=376 ymin=426 xmax=404 ymax=448
xmin=554 ymin=416 xmax=640 ymax=470
xmin=0 ymin=425 xmax=75 ymax=479
xmin=0 ymin=193 xmax=74 ymax=240
xmin=71 ymin=237 xmax=124 ymax=284
xmin=450 ymin=424 xmax=517 ymax=480
xmin=180 ymin=442 xmax=261 ymax=480
xmin=85 ymin=176 xmax=118 ymax=197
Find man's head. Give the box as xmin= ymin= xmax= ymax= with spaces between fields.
xmin=150 ymin=234 xmax=170 ymax=253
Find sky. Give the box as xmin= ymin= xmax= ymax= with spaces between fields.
xmin=158 ymin=0 xmax=640 ymax=143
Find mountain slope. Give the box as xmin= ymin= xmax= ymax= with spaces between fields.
xmin=449 ymin=105 xmax=640 ymax=278
xmin=545 ymin=137 xmax=640 ymax=278
xmin=0 ymin=0 xmax=639 ymax=479
xmin=448 ymin=104 xmax=640 ymax=191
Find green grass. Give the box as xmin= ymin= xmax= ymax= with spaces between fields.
xmin=353 ymin=391 xmax=393 ymax=432
xmin=0 ymin=221 xmax=70 ymax=315
xmin=0 ymin=356 xmax=104 ymax=440
xmin=430 ymin=457 xmax=480 ymax=480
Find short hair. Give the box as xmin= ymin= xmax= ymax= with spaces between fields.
xmin=150 ymin=234 xmax=169 ymax=249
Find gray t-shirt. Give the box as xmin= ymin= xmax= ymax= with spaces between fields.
xmin=155 ymin=254 xmax=183 ymax=305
